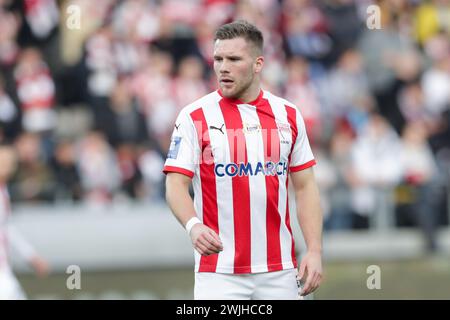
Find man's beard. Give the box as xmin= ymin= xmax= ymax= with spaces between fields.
xmin=224 ymin=76 xmax=253 ymax=99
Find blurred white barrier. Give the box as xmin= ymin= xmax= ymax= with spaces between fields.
xmin=9 ymin=202 xmax=194 ymax=272
xmin=9 ymin=202 xmax=450 ymax=273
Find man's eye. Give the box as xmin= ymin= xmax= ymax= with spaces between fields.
xmin=214 ymin=57 xmax=222 ymax=61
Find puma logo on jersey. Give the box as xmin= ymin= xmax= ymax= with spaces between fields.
xmin=209 ymin=124 xmax=225 ymax=134
xmin=175 ymin=123 xmax=181 ymax=131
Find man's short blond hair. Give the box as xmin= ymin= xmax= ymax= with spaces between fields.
xmin=214 ymin=20 xmax=264 ymax=56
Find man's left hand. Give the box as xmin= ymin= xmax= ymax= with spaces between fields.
xmin=297 ymin=251 xmax=323 ymax=296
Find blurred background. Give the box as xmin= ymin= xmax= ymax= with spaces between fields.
xmin=0 ymin=0 xmax=450 ymax=299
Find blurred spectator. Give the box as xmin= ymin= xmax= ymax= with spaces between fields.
xmin=16 ymin=0 xmax=59 ymax=45
xmin=324 ymin=48 xmax=374 ymax=134
xmin=173 ymin=55 xmax=208 ymax=108
xmin=13 ymin=47 xmax=56 ymax=133
xmin=398 ymin=81 xmax=431 ymax=124
xmin=195 ymin=20 xmax=219 ymax=67
xmin=84 ymin=24 xmax=117 ymax=113
xmin=313 ymin=145 xmax=337 ymax=228
xmin=112 ymin=0 xmax=160 ymax=44
xmin=325 ymin=121 xmax=356 ymax=230
xmin=284 ymin=56 xmax=322 ymax=146
xmin=396 ymin=121 xmax=440 ymax=251
xmin=414 ymin=0 xmax=450 ymax=46
xmin=131 ymin=49 xmax=177 ymax=152
xmin=235 ymin=0 xmax=283 ymax=68
xmin=280 ymin=0 xmax=332 ymax=61
xmin=76 ymin=131 xmax=121 ymax=206
xmin=110 ymin=0 xmax=153 ymax=78
xmin=96 ymin=78 xmax=148 ymax=147
xmin=159 ymin=0 xmax=202 ymax=29
xmin=421 ymin=32 xmax=450 ymax=117
xmin=358 ymin=4 xmax=423 ymax=133
xmin=0 ymin=2 xmax=21 ymax=67
xmin=150 ymin=3 xmax=203 ymax=66
xmin=137 ymin=148 xmax=165 ymax=201
xmin=201 ymin=0 xmax=235 ymax=28
xmin=116 ymin=144 xmax=143 ymax=200
xmin=50 ymin=139 xmax=82 ymax=202
xmin=400 ymin=121 xmax=437 ymax=191
xmin=321 ymin=0 xmax=363 ymax=64
xmin=15 ymin=0 xmax=61 ymax=71
xmin=0 ymin=75 xmax=20 ymax=141
xmin=349 ymin=113 xmax=403 ymax=228
xmin=9 ymin=132 xmax=55 ymax=202
xmin=60 ymin=0 xmax=117 ymax=66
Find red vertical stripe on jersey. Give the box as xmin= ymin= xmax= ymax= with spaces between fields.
xmin=190 ymin=108 xmax=219 ymax=272
xmin=285 ymin=105 xmax=299 ymax=265
xmin=219 ymin=99 xmax=251 ymax=274
xmin=256 ymin=99 xmax=282 ymax=271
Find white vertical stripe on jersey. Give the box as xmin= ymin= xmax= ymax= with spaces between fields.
xmin=202 ymin=98 xmax=235 ymax=273
xmin=236 ymin=103 xmax=268 ymax=273
xmin=266 ymin=92 xmax=296 ymax=269
xmin=192 ymin=173 xmax=203 ymax=272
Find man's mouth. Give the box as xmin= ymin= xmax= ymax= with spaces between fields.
xmin=220 ymin=79 xmax=234 ymax=84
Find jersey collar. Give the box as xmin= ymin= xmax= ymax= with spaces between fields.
xmin=217 ymin=89 xmax=264 ymax=106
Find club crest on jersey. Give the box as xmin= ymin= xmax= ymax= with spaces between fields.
xmin=167 ymin=136 xmax=182 ymax=159
xmin=243 ymin=122 xmax=261 ymax=134
xmin=276 ymin=122 xmax=291 ymax=133
xmin=276 ymin=121 xmax=291 ymax=144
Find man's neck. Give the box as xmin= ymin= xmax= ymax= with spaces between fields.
xmin=238 ymin=89 xmax=261 ymax=104
xmin=234 ymin=79 xmax=261 ymax=104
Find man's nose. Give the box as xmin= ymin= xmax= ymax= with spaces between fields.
xmin=219 ymin=60 xmax=230 ymax=73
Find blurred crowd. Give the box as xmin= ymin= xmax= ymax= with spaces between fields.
xmin=0 ymin=0 xmax=449 ymax=240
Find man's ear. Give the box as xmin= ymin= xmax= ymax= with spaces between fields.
xmin=254 ymin=56 xmax=264 ymax=74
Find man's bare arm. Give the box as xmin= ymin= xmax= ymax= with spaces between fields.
xmin=290 ymin=167 xmax=323 ymax=296
xmin=165 ymin=172 xmax=223 ymax=256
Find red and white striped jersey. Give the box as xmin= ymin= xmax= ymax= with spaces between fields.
xmin=163 ymin=89 xmax=316 ymax=274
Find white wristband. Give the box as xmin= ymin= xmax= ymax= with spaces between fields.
xmin=185 ymin=217 xmax=201 ymax=235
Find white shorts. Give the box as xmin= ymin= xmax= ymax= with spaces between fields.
xmin=0 ymin=268 xmax=27 ymax=300
xmin=194 ymin=268 xmax=301 ymax=300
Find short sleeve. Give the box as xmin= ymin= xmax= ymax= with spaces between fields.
xmin=163 ymin=109 xmax=199 ymax=178
xmin=289 ymin=108 xmax=316 ymax=172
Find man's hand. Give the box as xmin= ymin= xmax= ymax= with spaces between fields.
xmin=297 ymin=251 xmax=322 ymax=296
xmin=190 ymin=224 xmax=223 ymax=256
